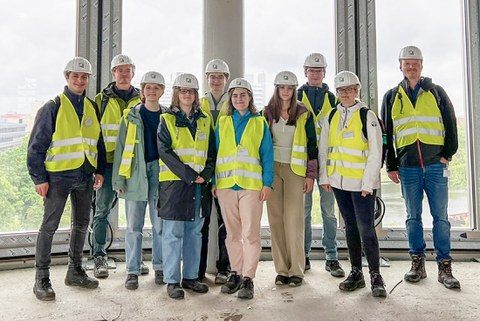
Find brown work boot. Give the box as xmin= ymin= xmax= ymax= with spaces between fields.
xmin=438 ymin=259 xmax=461 ymax=289
xmin=404 ymin=255 xmax=427 ymax=283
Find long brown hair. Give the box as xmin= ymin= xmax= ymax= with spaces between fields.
xmin=170 ymin=87 xmax=201 ymax=110
xmin=267 ymin=85 xmax=299 ymax=125
xmin=225 ymin=88 xmax=258 ymax=116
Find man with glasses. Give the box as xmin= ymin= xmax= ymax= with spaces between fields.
xmin=298 ymin=53 xmax=344 ymax=277
xmin=381 ymin=45 xmax=460 ymax=289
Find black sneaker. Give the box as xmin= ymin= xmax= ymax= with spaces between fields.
xmin=215 ymin=271 xmax=229 ymax=284
xmin=65 ymin=266 xmax=99 ymax=289
xmin=33 ymin=278 xmax=55 ymax=301
xmin=438 ymin=259 xmax=461 ymax=289
xmin=404 ymin=255 xmax=427 ymax=283
xmin=125 ymin=274 xmax=138 ymax=290
xmin=305 ymin=257 xmax=311 ymax=271
xmin=339 ymin=267 xmax=365 ymax=292
xmin=288 ymin=276 xmax=303 ymax=287
xmin=221 ymin=272 xmax=243 ymax=294
xmin=238 ymin=277 xmax=254 ymax=299
xmin=93 ymin=256 xmax=109 ymax=279
xmin=275 ymin=275 xmax=290 ymax=285
xmin=140 ymin=261 xmax=150 ymax=275
xmin=326 ymin=260 xmax=345 ymax=277
xmin=154 ymin=270 xmax=165 ymax=285
xmin=370 ymin=271 xmax=387 ymax=297
xmin=167 ymin=283 xmax=184 ymax=300
xmin=181 ymin=278 xmax=209 ymax=293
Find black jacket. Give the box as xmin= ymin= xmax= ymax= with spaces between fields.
xmin=157 ymin=106 xmax=216 ymax=221
xmin=381 ymin=77 xmax=458 ymax=172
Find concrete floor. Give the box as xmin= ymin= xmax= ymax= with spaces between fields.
xmin=1 ymin=259 xmax=479 ymax=321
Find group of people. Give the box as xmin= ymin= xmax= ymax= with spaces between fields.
xmin=27 ymin=45 xmax=460 ymax=302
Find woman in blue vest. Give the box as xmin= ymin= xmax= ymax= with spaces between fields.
xmin=157 ymin=73 xmax=216 ymax=300
xmin=318 ymin=71 xmax=387 ymax=297
xmin=263 ymin=71 xmax=318 ymax=287
xmin=112 ymin=71 xmax=166 ymax=290
xmin=212 ymin=78 xmax=274 ymax=300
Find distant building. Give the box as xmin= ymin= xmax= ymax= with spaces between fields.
xmin=0 ymin=116 xmax=28 ymax=151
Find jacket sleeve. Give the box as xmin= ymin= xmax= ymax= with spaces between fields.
xmin=259 ymin=119 xmax=274 ymax=187
xmin=91 ymin=98 xmax=106 ymax=176
xmin=362 ymin=110 xmax=383 ymax=193
xmin=199 ymin=126 xmax=217 ymax=182
xmin=380 ymin=89 xmax=399 ymax=172
xmin=27 ymin=100 xmax=57 ymax=185
xmin=157 ymin=117 xmax=198 ymax=185
xmin=305 ymin=113 xmax=318 ymax=179
xmin=112 ymin=117 xmax=127 ymax=191
xmin=435 ymin=86 xmax=458 ymax=160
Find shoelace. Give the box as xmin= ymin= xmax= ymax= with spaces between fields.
xmin=441 ymin=262 xmax=453 ymax=276
xmin=41 ymin=278 xmax=52 ymax=288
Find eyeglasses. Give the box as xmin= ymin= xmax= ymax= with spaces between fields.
xmin=208 ymin=75 xmax=225 ymax=81
xmin=336 ymin=87 xmax=357 ymax=94
xmin=307 ymin=69 xmax=325 ymax=74
xmin=178 ymin=88 xmax=196 ymax=95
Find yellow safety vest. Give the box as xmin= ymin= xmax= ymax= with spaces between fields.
xmin=301 ymin=92 xmax=334 ymax=143
xmin=216 ymin=116 xmax=264 ymax=191
xmin=100 ymin=96 xmax=141 ymax=152
xmin=118 ymin=108 xmax=147 ymax=179
xmin=290 ymin=112 xmax=309 ymax=177
xmin=391 ymin=86 xmax=445 ymax=148
xmin=158 ymin=113 xmax=211 ymax=181
xmin=200 ymin=97 xmax=228 ymax=128
xmin=45 ymin=94 xmax=100 ymax=172
xmin=327 ymin=109 xmax=368 ymax=179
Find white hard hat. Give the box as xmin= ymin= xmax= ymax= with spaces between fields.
xmin=64 ymin=57 xmax=92 ymax=75
xmin=274 ymin=71 xmax=298 ymax=86
xmin=140 ymin=71 xmax=165 ymax=86
xmin=205 ymin=59 xmax=230 ymax=77
xmin=399 ymin=46 xmax=423 ymax=60
xmin=334 ymin=70 xmax=361 ymax=90
xmin=228 ymin=78 xmax=253 ymax=93
xmin=173 ymin=73 xmax=199 ymax=90
xmin=303 ymin=53 xmax=328 ymax=68
xmin=111 ymin=54 xmax=135 ymax=70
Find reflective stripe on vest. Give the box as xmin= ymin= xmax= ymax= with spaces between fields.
xmin=216 ymin=116 xmax=264 ymax=191
xmin=391 ymin=86 xmax=445 ymax=148
xmin=301 ymin=92 xmax=334 ymax=144
xmin=118 ymin=108 xmax=140 ymax=179
xmin=290 ymin=112 xmax=308 ymax=176
xmin=158 ymin=113 xmax=211 ymax=181
xmin=327 ymin=109 xmax=368 ymax=179
xmin=45 ymin=94 xmax=100 ymax=172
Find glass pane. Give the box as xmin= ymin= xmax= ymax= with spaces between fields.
xmin=0 ymin=1 xmax=76 ymax=233
xmin=376 ymin=0 xmax=469 ymax=228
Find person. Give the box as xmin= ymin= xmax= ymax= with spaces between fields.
xmin=263 ymin=71 xmax=317 ymax=287
xmin=157 ymin=73 xmax=216 ymax=300
xmin=298 ymin=53 xmax=344 ymax=276
xmin=381 ymin=46 xmax=460 ymax=289
xmin=212 ymin=78 xmax=274 ymax=300
xmin=319 ymin=70 xmax=387 ymax=297
xmin=112 ymin=71 xmax=166 ymax=290
xmin=27 ymin=57 xmax=106 ymax=301
xmin=198 ymin=59 xmax=231 ymax=284
xmin=92 ymin=54 xmax=145 ymax=279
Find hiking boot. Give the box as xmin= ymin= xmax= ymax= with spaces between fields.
xmin=339 ymin=267 xmax=365 ymax=291
xmin=125 ymin=274 xmax=138 ymax=290
xmin=238 ymin=277 xmax=254 ymax=299
xmin=305 ymin=257 xmax=311 ymax=271
xmin=438 ymin=259 xmax=461 ymax=289
xmin=275 ymin=274 xmax=290 ymax=285
xmin=404 ymin=255 xmax=427 ymax=283
xmin=288 ymin=276 xmax=303 ymax=287
xmin=215 ymin=271 xmax=229 ymax=284
xmin=154 ymin=270 xmax=165 ymax=285
xmin=65 ymin=266 xmax=99 ymax=289
xmin=33 ymin=278 xmax=55 ymax=301
xmin=93 ymin=256 xmax=109 ymax=279
xmin=221 ymin=272 xmax=243 ymax=294
xmin=370 ymin=271 xmax=387 ymax=297
xmin=140 ymin=261 xmax=149 ymax=275
xmin=167 ymin=283 xmax=184 ymax=300
xmin=181 ymin=278 xmax=209 ymax=293
xmin=326 ymin=260 xmax=345 ymax=277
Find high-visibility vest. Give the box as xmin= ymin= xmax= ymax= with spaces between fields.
xmin=100 ymin=96 xmax=141 ymax=152
xmin=327 ymin=109 xmax=368 ymax=179
xmin=391 ymin=86 xmax=445 ymax=148
xmin=301 ymin=92 xmax=334 ymax=143
xmin=118 ymin=108 xmax=145 ymax=179
xmin=290 ymin=112 xmax=309 ymax=177
xmin=216 ymin=115 xmax=264 ymax=191
xmin=200 ymin=96 xmax=228 ymax=128
xmin=158 ymin=113 xmax=211 ymax=181
xmin=45 ymin=94 xmax=100 ymax=172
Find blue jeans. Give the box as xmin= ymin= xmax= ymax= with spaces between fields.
xmin=125 ymin=161 xmax=163 ymax=275
xmin=93 ymin=165 xmax=116 ymax=257
xmin=399 ymin=163 xmax=451 ymax=261
xmin=162 ymin=208 xmax=204 ymax=284
xmin=304 ymin=181 xmax=338 ymax=260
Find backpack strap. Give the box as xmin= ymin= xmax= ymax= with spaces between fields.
xmin=327 ymin=107 xmax=337 ymax=124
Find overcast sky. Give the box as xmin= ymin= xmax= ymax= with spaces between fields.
xmin=0 ymin=0 xmax=465 ymax=116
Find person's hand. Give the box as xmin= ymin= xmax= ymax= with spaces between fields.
xmin=116 ymin=189 xmax=124 ymax=194
xmin=211 ymin=185 xmax=217 ymax=198
xmin=440 ymin=157 xmax=449 ymax=164
xmin=94 ymin=174 xmax=104 ymax=190
xmin=260 ymin=186 xmax=272 ymax=202
xmin=195 ymin=176 xmax=205 ymax=184
xmin=361 ymin=190 xmax=372 ymax=197
xmin=35 ymin=182 xmax=49 ymax=199
xmin=303 ymin=178 xmax=314 ymax=194
xmin=321 ymin=184 xmax=332 ymax=192
xmin=387 ymin=171 xmax=400 ymax=184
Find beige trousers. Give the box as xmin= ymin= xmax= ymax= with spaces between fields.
xmin=266 ymin=162 xmax=305 ymax=278
xmin=216 ymin=189 xmax=263 ymax=279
